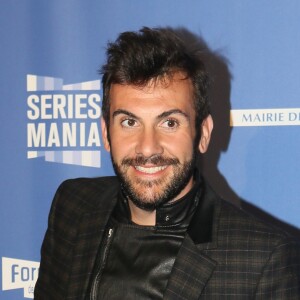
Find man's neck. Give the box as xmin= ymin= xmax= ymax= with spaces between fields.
xmin=128 ymin=200 xmax=156 ymax=226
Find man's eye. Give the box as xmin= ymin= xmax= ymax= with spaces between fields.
xmin=121 ymin=119 xmax=137 ymax=127
xmin=162 ymin=119 xmax=179 ymax=128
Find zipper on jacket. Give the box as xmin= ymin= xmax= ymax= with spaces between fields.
xmin=90 ymin=227 xmax=114 ymax=300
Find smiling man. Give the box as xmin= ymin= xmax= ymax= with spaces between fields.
xmin=102 ymin=74 xmax=212 ymax=225
xmin=35 ymin=27 xmax=300 ymax=299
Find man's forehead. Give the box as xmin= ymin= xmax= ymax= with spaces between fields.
xmin=108 ymin=77 xmax=196 ymax=122
xmin=109 ymin=83 xmax=193 ymax=106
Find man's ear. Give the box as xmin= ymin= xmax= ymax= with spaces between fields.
xmin=101 ymin=117 xmax=111 ymax=151
xmin=199 ymin=114 xmax=213 ymax=153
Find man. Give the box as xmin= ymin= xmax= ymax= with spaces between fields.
xmin=35 ymin=27 xmax=300 ymax=299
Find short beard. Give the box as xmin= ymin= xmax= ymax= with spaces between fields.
xmin=111 ymin=152 xmax=197 ymax=211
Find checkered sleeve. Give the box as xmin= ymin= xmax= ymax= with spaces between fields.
xmin=34 ymin=181 xmax=76 ymax=299
xmin=254 ymin=237 xmax=300 ymax=299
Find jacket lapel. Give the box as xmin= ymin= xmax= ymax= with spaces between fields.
xmin=164 ymin=234 xmax=217 ymax=300
xmin=164 ymin=180 xmax=221 ymax=300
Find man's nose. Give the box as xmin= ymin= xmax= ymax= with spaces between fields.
xmin=135 ymin=128 xmax=164 ymax=158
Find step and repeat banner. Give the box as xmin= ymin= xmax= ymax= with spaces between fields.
xmin=1 ymin=1 xmax=299 ymax=298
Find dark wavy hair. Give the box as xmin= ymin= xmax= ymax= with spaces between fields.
xmin=100 ymin=27 xmax=210 ymax=131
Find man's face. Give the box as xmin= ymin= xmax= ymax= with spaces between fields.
xmin=102 ymin=73 xmax=211 ymax=211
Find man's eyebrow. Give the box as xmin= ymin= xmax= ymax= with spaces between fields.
xmin=157 ymin=109 xmax=189 ymax=120
xmin=112 ymin=108 xmax=189 ymax=121
xmin=112 ymin=109 xmax=138 ymax=119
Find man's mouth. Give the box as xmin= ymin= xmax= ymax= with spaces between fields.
xmin=134 ymin=165 xmax=168 ymax=174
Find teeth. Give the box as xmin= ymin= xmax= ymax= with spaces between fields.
xmin=135 ymin=165 xmax=167 ymax=174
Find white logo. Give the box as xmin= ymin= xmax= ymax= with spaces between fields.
xmin=230 ymin=108 xmax=300 ymax=127
xmin=2 ymin=257 xmax=40 ymax=299
xmin=26 ymin=74 xmax=102 ymax=167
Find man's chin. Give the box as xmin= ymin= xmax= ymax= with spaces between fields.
xmin=129 ymin=196 xmax=165 ymax=212
xmin=125 ymin=185 xmax=169 ymax=211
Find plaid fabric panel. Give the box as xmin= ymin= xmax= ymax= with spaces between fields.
xmin=199 ymin=201 xmax=300 ymax=299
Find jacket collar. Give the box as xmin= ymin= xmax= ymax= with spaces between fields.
xmin=187 ymin=179 xmax=220 ymax=249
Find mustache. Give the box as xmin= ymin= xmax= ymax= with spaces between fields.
xmin=121 ymin=155 xmax=180 ymax=166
